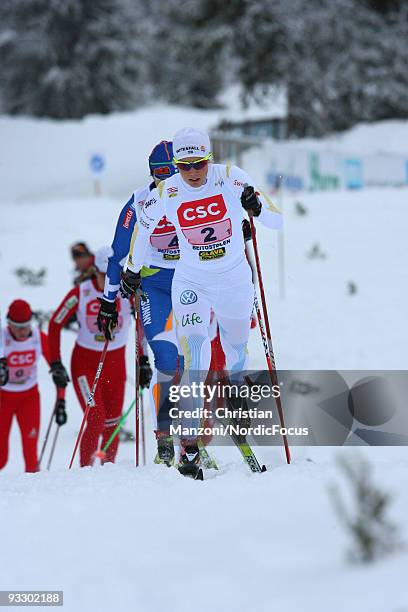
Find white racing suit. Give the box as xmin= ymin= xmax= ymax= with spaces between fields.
xmin=128 ymin=163 xmax=282 ymax=437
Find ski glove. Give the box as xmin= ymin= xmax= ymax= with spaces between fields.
xmin=55 ymin=398 xmax=67 ymax=426
xmin=120 ymin=269 xmax=142 ymax=300
xmin=0 ymin=358 xmax=9 ymax=387
xmin=242 ymin=218 xmax=255 ymax=242
xmin=139 ymin=355 xmax=153 ymax=389
xmin=241 ymin=185 xmax=262 ymax=217
xmin=50 ymin=360 xmax=70 ymax=389
xmin=97 ymin=298 xmax=118 ymax=341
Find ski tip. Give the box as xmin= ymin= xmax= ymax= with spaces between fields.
xmin=261 ymin=465 xmax=267 ymax=473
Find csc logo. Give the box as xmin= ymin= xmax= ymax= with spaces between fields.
xmin=177 ymin=195 xmax=227 ymax=228
xmin=9 ymin=351 xmax=35 ymax=366
xmin=184 ymin=203 xmax=219 ymax=221
xmin=86 ymin=299 xmax=100 ymax=316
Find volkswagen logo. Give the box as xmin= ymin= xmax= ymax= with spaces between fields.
xmin=180 ymin=290 xmax=198 ymax=305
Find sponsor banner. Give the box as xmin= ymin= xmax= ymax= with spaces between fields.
xmin=363 ymin=153 xmax=407 ymax=187
xmin=344 ymin=158 xmax=363 ymax=189
xmin=261 ymin=144 xmax=407 ymax=192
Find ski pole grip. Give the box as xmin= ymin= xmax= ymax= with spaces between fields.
xmin=242 ymin=183 xmax=255 ymax=218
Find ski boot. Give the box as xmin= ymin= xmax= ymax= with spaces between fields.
xmin=178 ymin=443 xmax=203 ymax=480
xmin=227 ymin=393 xmax=251 ymax=444
xmin=154 ymin=433 xmax=175 ymax=467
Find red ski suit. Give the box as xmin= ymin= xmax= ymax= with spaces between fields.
xmin=0 ymin=327 xmax=49 ymax=472
xmin=48 ymin=278 xmax=132 ymax=466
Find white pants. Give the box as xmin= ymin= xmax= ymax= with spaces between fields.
xmin=172 ymin=257 xmax=254 ymax=433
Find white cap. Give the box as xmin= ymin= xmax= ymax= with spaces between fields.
xmin=173 ymin=128 xmax=211 ymax=161
xmin=94 ymin=246 xmax=113 ymax=273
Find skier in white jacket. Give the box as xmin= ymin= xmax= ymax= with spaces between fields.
xmin=120 ymin=127 xmax=282 ymax=477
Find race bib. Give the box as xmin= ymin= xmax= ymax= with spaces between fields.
xmin=150 ymin=216 xmax=179 ymax=251
xmin=8 ymin=350 xmax=35 ymax=384
xmin=86 ymin=299 xmax=101 ymax=333
xmin=177 ymin=195 xmax=232 ymax=246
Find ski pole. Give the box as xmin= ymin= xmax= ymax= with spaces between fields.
xmin=140 ymin=390 xmax=146 ymax=466
xmin=247 ymin=210 xmax=291 ymax=465
xmin=134 ymin=296 xmax=142 ymax=467
xmin=39 ymin=388 xmax=64 ymax=468
xmin=101 ymin=398 xmax=136 ymax=455
xmin=46 ymin=425 xmax=60 ymax=470
xmin=69 ymin=338 xmax=109 ymax=469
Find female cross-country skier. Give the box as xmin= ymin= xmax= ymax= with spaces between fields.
xmin=97 ymin=141 xmax=181 ymax=466
xmin=0 ymin=299 xmax=56 ymax=472
xmin=118 ymin=127 xmax=283 ymax=478
xmin=48 ymin=247 xmax=132 ymax=466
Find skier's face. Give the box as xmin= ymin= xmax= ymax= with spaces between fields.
xmin=176 ymin=157 xmax=209 ymax=188
xmin=9 ymin=322 xmax=31 ymax=341
xmin=74 ymin=254 xmax=93 ymax=273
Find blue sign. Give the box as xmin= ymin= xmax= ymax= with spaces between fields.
xmin=267 ymin=171 xmax=304 ymax=191
xmin=344 ymin=159 xmax=363 ymax=189
xmin=90 ymin=154 xmax=105 ymax=175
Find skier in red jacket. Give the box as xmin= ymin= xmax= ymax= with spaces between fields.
xmin=0 ymin=299 xmax=57 ymax=472
xmin=48 ymin=246 xmax=134 ymax=466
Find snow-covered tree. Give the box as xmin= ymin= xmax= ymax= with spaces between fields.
xmin=0 ymin=0 xmax=149 ymax=118
xmin=230 ymin=0 xmax=408 ymax=136
xmin=147 ymin=0 xmax=233 ymax=108
xmin=0 ymin=0 xmax=407 ymax=131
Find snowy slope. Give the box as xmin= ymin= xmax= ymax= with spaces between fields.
xmin=1 ymin=451 xmax=407 ymax=612
xmin=1 ymin=112 xmax=408 ymax=611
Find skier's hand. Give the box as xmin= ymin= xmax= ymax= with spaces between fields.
xmin=49 ymin=360 xmax=70 ymax=389
xmin=0 ymin=357 xmax=9 ymax=387
xmin=241 ymin=185 xmax=262 ymax=217
xmin=97 ymin=298 xmax=118 ymax=341
xmin=55 ymin=398 xmax=67 ymax=426
xmin=120 ymin=269 xmax=142 ymax=300
xmin=139 ymin=355 xmax=153 ymax=389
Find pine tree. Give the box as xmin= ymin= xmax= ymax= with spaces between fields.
xmin=230 ymin=0 xmax=408 ymax=136
xmin=147 ymin=0 xmax=235 ymax=108
xmin=330 ymin=453 xmax=403 ymax=564
xmin=0 ymin=0 xmax=149 ymax=118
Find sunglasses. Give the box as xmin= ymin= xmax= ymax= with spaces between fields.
xmin=7 ymin=319 xmax=32 ymax=329
xmin=71 ymin=250 xmax=89 ymax=259
xmin=173 ymin=154 xmax=211 ymax=172
xmin=151 ymin=165 xmax=173 ymax=179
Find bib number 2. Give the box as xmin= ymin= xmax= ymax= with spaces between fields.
xmin=177 ymin=194 xmax=232 ymax=246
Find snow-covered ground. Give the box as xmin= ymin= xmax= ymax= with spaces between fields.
xmin=1 ymin=110 xmax=407 ymax=611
